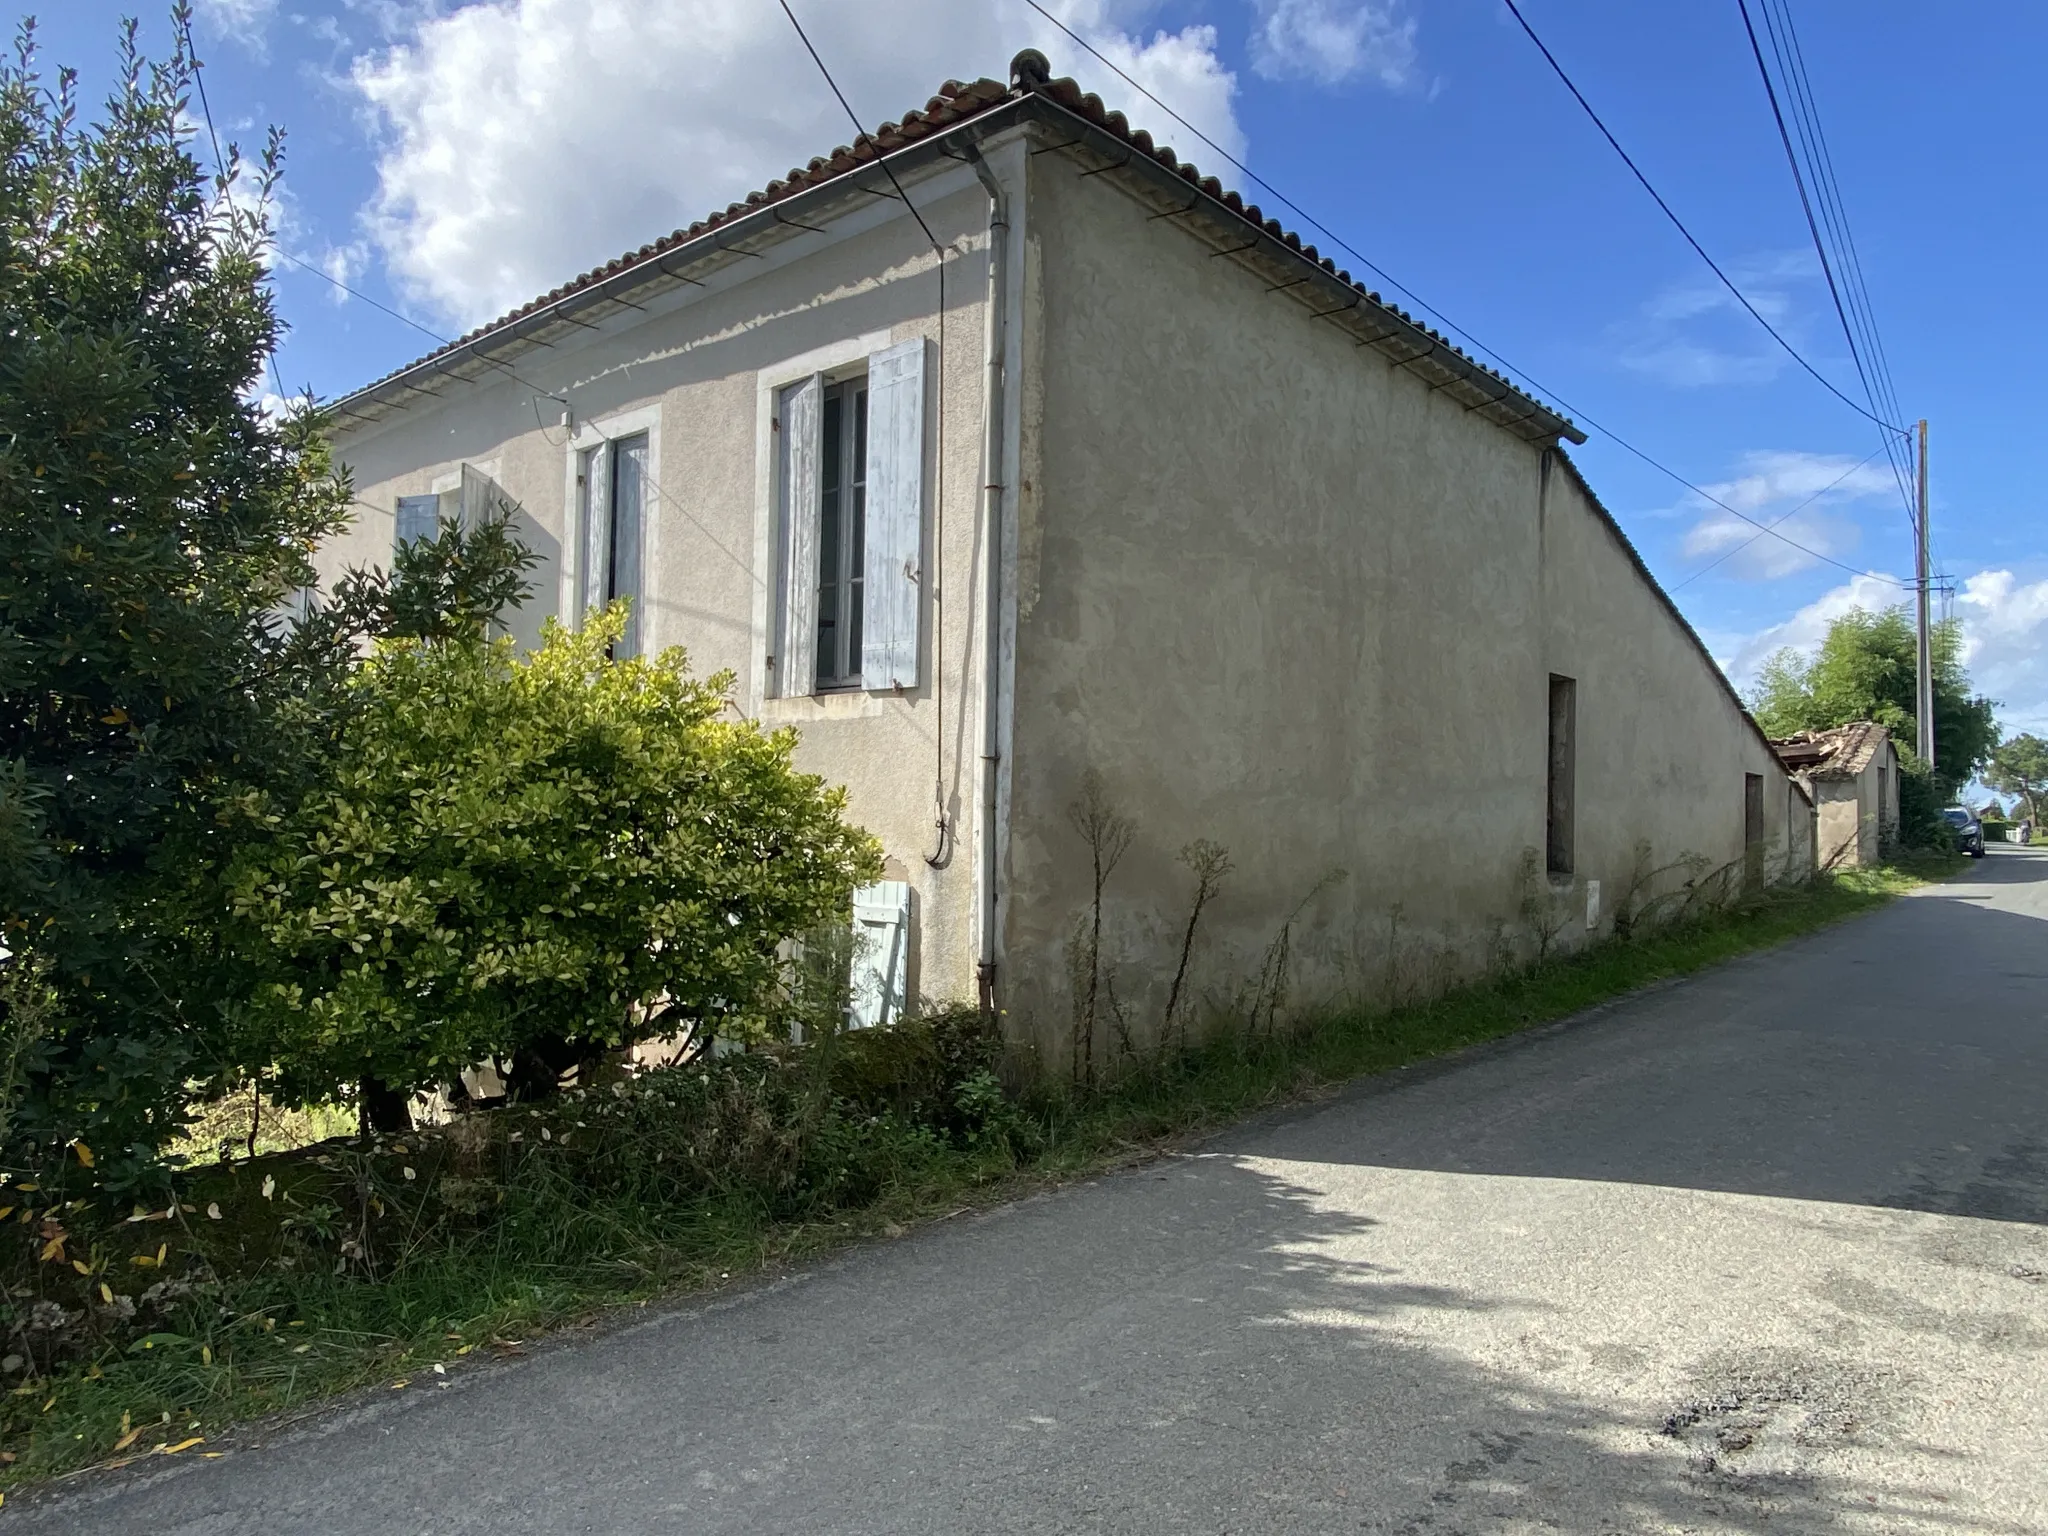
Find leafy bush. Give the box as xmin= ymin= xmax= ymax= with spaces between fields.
xmin=214 ymin=605 xmax=882 ymax=1116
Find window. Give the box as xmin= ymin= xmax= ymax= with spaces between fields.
xmin=774 ymin=339 xmax=926 ymax=697
xmin=395 ymin=494 xmax=441 ymax=549
xmin=815 ymin=378 xmax=868 ymax=689
xmin=1546 ymin=674 xmax=1576 ymax=877
xmin=578 ymin=433 xmax=648 ymax=656
xmin=1744 ymin=771 xmax=1766 ymax=886
xmin=396 ymin=466 xmax=511 ymax=557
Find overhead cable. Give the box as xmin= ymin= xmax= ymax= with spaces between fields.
xmin=1017 ymin=0 xmax=1904 ymax=587
xmin=1668 ymin=442 xmax=1896 ymax=591
xmin=1736 ymin=0 xmax=1918 ymax=529
xmin=1498 ymin=0 xmax=1909 ymax=438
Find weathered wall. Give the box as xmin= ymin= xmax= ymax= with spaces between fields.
xmin=321 ymin=170 xmax=1002 ymax=1002
xmin=999 ymin=145 xmax=1801 ymax=1066
xmin=1813 ymin=780 xmax=1867 ymax=867
xmin=1801 ymin=740 xmax=1902 ymax=869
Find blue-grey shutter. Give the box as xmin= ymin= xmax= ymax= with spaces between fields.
xmin=611 ymin=435 xmax=647 ymax=657
xmin=459 ymin=462 xmax=511 ymax=530
xmin=394 ymin=494 xmax=439 ymax=549
xmin=849 ymin=880 xmax=911 ymax=1028
xmin=862 ymin=339 xmax=926 ymax=691
xmin=579 ymin=440 xmax=611 ymax=633
xmin=776 ymin=375 xmax=824 ymax=698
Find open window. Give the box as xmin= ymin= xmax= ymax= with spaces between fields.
xmin=395 ymin=464 xmax=514 ymax=555
xmin=773 ymin=339 xmax=926 ymax=697
xmin=577 ymin=434 xmax=648 ymax=656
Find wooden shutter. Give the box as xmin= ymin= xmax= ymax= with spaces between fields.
xmin=611 ymin=435 xmax=647 ymax=657
xmin=459 ymin=463 xmax=495 ymax=529
xmin=394 ymin=494 xmax=439 ymax=549
xmin=579 ymin=440 xmax=611 ymax=632
xmin=862 ymin=339 xmax=926 ymax=691
xmin=849 ymin=880 xmax=910 ymax=1029
xmin=776 ymin=375 xmax=824 ymax=698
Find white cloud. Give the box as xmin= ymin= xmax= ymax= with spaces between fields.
xmin=1248 ymin=0 xmax=1417 ymax=88
xmin=1613 ymin=251 xmax=1820 ymax=389
xmin=1957 ymin=569 xmax=2048 ymax=732
xmin=315 ymin=240 xmax=372 ymax=305
xmin=1676 ymin=448 xmax=1899 ymax=581
xmin=1717 ymin=571 xmax=1908 ymax=691
xmin=194 ymin=0 xmax=280 ymax=56
xmin=1712 ymin=564 xmax=2048 ymax=735
xmin=350 ymin=0 xmax=1243 ymax=331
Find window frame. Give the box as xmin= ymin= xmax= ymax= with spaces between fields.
xmin=812 ymin=374 xmax=869 ymax=691
xmin=751 ymin=330 xmax=895 ymax=711
xmin=1546 ymin=674 xmax=1577 ymax=879
xmin=561 ymin=408 xmax=660 ymax=655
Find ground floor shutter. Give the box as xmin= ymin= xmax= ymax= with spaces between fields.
xmin=862 ymin=339 xmax=925 ymax=691
xmin=849 ymin=880 xmax=910 ymax=1029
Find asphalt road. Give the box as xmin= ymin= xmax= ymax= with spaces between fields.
xmin=14 ymin=851 xmax=2048 ymax=1534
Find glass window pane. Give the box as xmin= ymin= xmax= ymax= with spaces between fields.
xmin=852 ymin=386 xmax=868 ymax=491
xmin=610 ymin=434 xmax=648 ymax=657
xmin=821 ymin=394 xmax=842 ymax=496
xmin=818 ymin=487 xmax=839 ymax=587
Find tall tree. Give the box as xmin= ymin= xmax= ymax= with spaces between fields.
xmin=1987 ymin=734 xmax=2048 ymax=821
xmin=0 ymin=15 xmax=357 ymax=1185
xmin=0 ymin=14 xmax=534 ymax=1188
xmin=1749 ymin=606 xmax=1997 ymax=802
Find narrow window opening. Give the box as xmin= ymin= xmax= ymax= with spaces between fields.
xmin=1744 ymin=772 xmax=1766 ymax=886
xmin=1546 ymin=674 xmax=1576 ymax=878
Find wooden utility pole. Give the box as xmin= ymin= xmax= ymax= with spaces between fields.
xmin=1915 ymin=419 xmax=1934 ymax=769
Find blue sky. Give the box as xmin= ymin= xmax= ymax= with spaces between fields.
xmin=43 ymin=1 xmax=2048 ymax=736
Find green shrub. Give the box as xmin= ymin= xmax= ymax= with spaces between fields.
xmin=212 ymin=605 xmax=881 ymax=1115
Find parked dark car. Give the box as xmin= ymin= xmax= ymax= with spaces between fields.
xmin=1943 ymin=807 xmax=1986 ymax=857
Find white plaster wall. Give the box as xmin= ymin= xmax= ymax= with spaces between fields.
xmin=320 ymin=172 xmax=1002 ymax=1004
xmin=998 ymin=147 xmax=1801 ymax=1065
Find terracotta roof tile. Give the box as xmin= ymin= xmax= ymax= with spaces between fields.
xmin=1769 ymin=722 xmax=1893 ymax=780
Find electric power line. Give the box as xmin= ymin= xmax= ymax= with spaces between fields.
xmin=773 ymin=0 xmax=956 ymax=867
xmin=1736 ymin=0 xmax=1917 ymax=531
xmin=255 ymin=5 xmax=1907 ymax=595
xmin=180 ymin=13 xmax=289 ymax=402
xmin=1668 ymin=441 xmax=1895 ymax=591
xmin=1498 ymin=0 xmax=1908 ymax=439
xmin=1016 ymin=0 xmax=1906 ymax=588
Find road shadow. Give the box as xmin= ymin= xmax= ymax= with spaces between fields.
xmin=11 ymin=1154 xmax=2035 ymax=1535
xmin=1226 ymin=851 xmax=2048 ymax=1225
xmin=11 ymin=863 xmax=2046 ymax=1534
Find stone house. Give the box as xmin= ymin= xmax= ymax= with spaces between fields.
xmin=1770 ymin=722 xmax=1900 ymax=868
xmin=316 ymin=52 xmax=1808 ymax=1067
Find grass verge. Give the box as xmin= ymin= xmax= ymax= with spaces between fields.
xmin=0 ymin=858 xmax=1949 ymax=1492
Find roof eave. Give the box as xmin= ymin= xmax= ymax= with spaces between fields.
xmin=330 ymin=95 xmax=1033 ymax=428
xmin=1016 ymin=90 xmax=1581 ymax=447
xmin=334 ymin=82 xmax=1579 ymax=449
